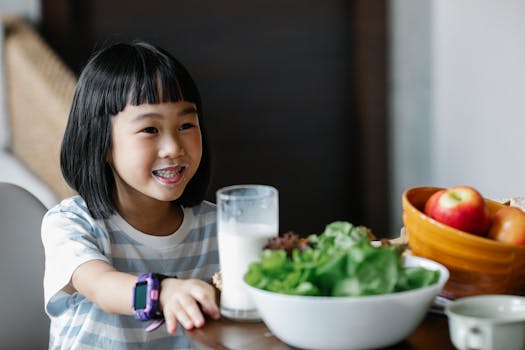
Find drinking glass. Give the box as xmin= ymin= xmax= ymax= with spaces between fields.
xmin=217 ymin=184 xmax=278 ymax=321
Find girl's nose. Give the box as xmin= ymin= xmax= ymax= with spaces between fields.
xmin=158 ymin=135 xmax=184 ymax=158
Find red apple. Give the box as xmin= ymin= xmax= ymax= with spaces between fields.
xmin=424 ymin=185 xmax=491 ymax=236
xmin=424 ymin=189 xmax=445 ymax=217
xmin=488 ymin=206 xmax=525 ymax=245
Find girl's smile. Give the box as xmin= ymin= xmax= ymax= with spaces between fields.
xmin=152 ymin=164 xmax=188 ymax=185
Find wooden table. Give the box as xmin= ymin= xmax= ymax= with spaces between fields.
xmin=188 ymin=312 xmax=454 ymax=349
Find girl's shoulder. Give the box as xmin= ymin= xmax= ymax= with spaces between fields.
xmin=46 ymin=195 xmax=89 ymax=216
xmin=43 ymin=195 xmax=98 ymax=228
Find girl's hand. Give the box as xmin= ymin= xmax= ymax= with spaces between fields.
xmin=159 ymin=278 xmax=220 ymax=333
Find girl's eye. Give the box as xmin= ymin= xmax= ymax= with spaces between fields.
xmin=179 ymin=123 xmax=196 ymax=131
xmin=142 ymin=127 xmax=158 ymax=134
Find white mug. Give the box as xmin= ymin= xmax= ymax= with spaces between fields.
xmin=445 ymin=295 xmax=525 ymax=350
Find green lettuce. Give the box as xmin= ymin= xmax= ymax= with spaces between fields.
xmin=244 ymin=221 xmax=440 ymax=297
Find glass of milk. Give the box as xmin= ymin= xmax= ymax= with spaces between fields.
xmin=216 ymin=184 xmax=278 ymax=321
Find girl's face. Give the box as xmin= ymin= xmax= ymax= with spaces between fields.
xmin=107 ymin=101 xmax=202 ymax=208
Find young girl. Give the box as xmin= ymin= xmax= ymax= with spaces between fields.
xmin=41 ymin=41 xmax=220 ymax=349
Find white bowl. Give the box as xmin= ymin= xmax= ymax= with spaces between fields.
xmin=244 ymin=255 xmax=449 ymax=350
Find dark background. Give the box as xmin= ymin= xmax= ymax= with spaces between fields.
xmin=40 ymin=0 xmax=390 ymax=237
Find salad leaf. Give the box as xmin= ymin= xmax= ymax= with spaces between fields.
xmin=244 ymin=221 xmax=440 ymax=297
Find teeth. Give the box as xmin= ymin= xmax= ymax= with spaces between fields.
xmin=153 ymin=167 xmax=184 ymax=178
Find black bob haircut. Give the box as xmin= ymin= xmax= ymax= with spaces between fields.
xmin=61 ymin=41 xmax=211 ymax=219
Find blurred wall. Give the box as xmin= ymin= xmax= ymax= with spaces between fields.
xmin=2 ymin=1 xmax=390 ymax=236
xmin=390 ymin=0 xmax=525 ymax=230
xmin=390 ymin=0 xmax=432 ymax=231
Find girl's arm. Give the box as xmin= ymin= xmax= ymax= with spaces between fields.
xmin=70 ymin=259 xmax=220 ymax=332
xmin=71 ymin=260 xmax=136 ymax=315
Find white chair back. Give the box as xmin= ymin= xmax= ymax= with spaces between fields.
xmin=0 ymin=182 xmax=49 ymax=348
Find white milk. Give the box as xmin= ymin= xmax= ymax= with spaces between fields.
xmin=218 ymin=221 xmax=277 ymax=311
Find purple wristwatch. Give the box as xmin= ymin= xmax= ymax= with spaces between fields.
xmin=132 ymin=273 xmax=166 ymax=321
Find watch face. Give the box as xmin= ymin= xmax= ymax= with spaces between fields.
xmin=134 ymin=281 xmax=148 ymax=309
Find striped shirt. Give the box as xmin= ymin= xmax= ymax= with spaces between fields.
xmin=41 ymin=196 xmax=219 ymax=349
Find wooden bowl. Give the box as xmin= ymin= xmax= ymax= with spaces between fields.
xmin=402 ymin=186 xmax=525 ymax=299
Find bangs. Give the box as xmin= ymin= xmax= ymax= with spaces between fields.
xmin=93 ymin=42 xmax=201 ymax=116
